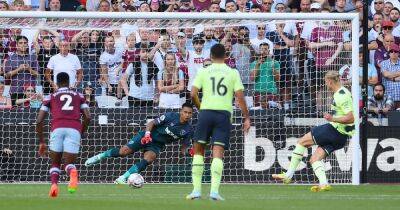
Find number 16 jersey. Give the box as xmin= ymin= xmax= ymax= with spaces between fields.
xmin=192 ymin=63 xmax=244 ymax=114
xmin=41 ymin=87 xmax=89 ymax=133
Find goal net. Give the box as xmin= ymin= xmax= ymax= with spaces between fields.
xmin=0 ymin=12 xmax=360 ymax=184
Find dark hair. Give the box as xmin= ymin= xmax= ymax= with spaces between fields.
xmin=391 ymin=7 xmax=400 ymax=14
xmin=374 ymin=83 xmax=385 ymax=92
xmin=56 ymin=72 xmax=69 ymax=86
xmin=182 ymin=102 xmax=193 ymax=109
xmin=259 ymin=42 xmax=270 ymax=48
xmin=225 ymin=0 xmax=236 ymax=6
xmin=211 ymin=44 xmax=226 ymax=59
xmin=16 ymin=35 xmax=28 ymax=43
xmin=251 ymin=4 xmax=262 ymax=10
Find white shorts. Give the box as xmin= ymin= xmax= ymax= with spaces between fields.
xmin=49 ymin=128 xmax=81 ymax=154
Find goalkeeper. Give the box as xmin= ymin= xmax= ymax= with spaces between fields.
xmin=85 ymin=102 xmax=194 ymax=184
xmin=273 ymin=71 xmax=355 ymax=192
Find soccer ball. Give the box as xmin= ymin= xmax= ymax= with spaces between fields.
xmin=127 ymin=173 xmax=144 ymax=188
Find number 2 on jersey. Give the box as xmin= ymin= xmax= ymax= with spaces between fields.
xmin=210 ymin=77 xmax=227 ymax=96
xmin=60 ymin=94 xmax=74 ymax=110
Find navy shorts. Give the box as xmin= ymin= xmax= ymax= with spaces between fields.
xmin=193 ymin=110 xmax=232 ymax=149
xmin=311 ymin=123 xmax=349 ymax=155
xmin=126 ymin=131 xmax=164 ymax=155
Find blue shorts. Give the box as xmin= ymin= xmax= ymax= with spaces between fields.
xmin=126 ymin=131 xmax=164 ymax=155
xmin=193 ymin=110 xmax=232 ymax=149
xmin=311 ymin=123 xmax=349 ymax=155
xmin=49 ymin=128 xmax=81 ymax=154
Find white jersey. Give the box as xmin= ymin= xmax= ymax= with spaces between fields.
xmin=125 ymin=62 xmax=155 ymax=100
xmin=47 ymin=53 xmax=82 ymax=86
xmin=186 ymin=49 xmax=210 ymax=91
xmin=99 ymin=49 xmax=123 ymax=85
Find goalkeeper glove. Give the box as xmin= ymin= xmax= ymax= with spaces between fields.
xmin=141 ymin=131 xmax=152 ymax=144
xmin=185 ymin=147 xmax=194 ymax=157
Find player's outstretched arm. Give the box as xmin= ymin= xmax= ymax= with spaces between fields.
xmin=235 ymin=90 xmax=250 ymax=134
xmin=81 ymin=108 xmax=91 ymax=136
xmin=36 ymin=110 xmax=48 ymax=157
xmin=190 ymin=86 xmax=201 ymax=110
xmin=324 ymin=111 xmax=354 ymax=124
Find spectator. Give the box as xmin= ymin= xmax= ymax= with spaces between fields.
xmin=120 ymin=43 xmax=158 ymax=107
xmin=97 ymin=0 xmax=111 ymax=11
xmin=208 ymin=2 xmax=220 ymax=12
xmin=375 ymin=34 xmax=395 ymax=81
xmin=40 ymin=0 xmax=61 ymax=11
xmin=3 ymin=36 xmax=39 ymax=106
xmin=46 ymin=40 xmax=83 ymax=91
xmin=122 ymin=32 xmax=140 ymax=72
xmin=10 ymin=0 xmax=28 ymax=11
xmin=192 ymin=0 xmax=211 ymax=12
xmin=250 ymin=3 xmax=262 ymax=13
xmin=33 ymin=32 xmax=59 ymax=95
xmin=224 ymin=0 xmax=236 ymax=13
xmin=250 ymin=43 xmax=280 ymax=109
xmin=0 ymin=81 xmax=12 ymax=109
xmin=261 ymin=0 xmax=274 ymax=13
xmin=151 ymin=34 xmax=173 ymax=71
xmin=1 ymin=28 xmax=22 ymax=60
xmin=83 ymin=82 xmax=97 ymax=107
xmin=236 ymin=0 xmax=248 ymax=13
xmin=15 ymin=84 xmax=43 ymax=108
xmin=72 ymin=30 xmax=103 ymax=95
xmin=359 ymin=51 xmax=379 ymax=98
xmin=138 ymin=2 xmax=151 ymax=12
xmin=370 ymin=0 xmax=384 ymax=18
xmin=250 ymin=24 xmax=274 ymax=55
xmin=332 ymin=0 xmax=346 ymax=13
xmin=99 ymin=35 xmax=123 ymax=97
xmin=203 ymin=27 xmax=218 ymax=51
xmin=149 ymin=0 xmax=161 ymax=12
xmin=373 ymin=20 xmax=400 ymax=48
xmin=228 ymin=26 xmax=256 ymax=90
xmin=381 ymin=44 xmax=400 ymax=109
xmin=267 ymin=21 xmax=295 ymax=110
xmin=368 ymin=83 xmax=394 ymax=118
xmin=224 ymin=40 xmax=236 ymax=68
xmin=383 ymin=1 xmax=394 ymax=20
xmin=86 ymin=0 xmax=107 ymax=11
xmin=0 ymin=1 xmax=10 ymax=10
xmin=157 ymin=52 xmax=185 ymax=108
xmin=135 ymin=29 xmax=156 ymax=49
xmin=390 ymin=8 xmax=400 ymax=34
xmin=186 ymin=34 xmax=210 ymax=92
xmin=60 ymin=0 xmax=82 ymax=11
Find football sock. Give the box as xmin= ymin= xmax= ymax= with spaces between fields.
xmin=210 ymin=158 xmax=223 ymax=194
xmin=122 ymin=159 xmax=149 ymax=179
xmin=312 ymin=161 xmax=328 ymax=185
xmin=49 ymin=167 xmax=60 ymax=185
xmin=192 ymin=155 xmax=204 ymax=193
xmin=101 ymin=148 xmax=120 ymax=158
xmin=286 ymin=144 xmax=306 ymax=178
xmin=65 ymin=164 xmax=76 ymax=175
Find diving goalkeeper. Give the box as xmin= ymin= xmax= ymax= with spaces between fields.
xmin=85 ymin=102 xmax=194 ymax=184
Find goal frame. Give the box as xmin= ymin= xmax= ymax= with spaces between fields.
xmin=0 ymin=11 xmax=360 ymax=185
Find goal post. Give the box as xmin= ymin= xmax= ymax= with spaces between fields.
xmin=0 ymin=11 xmax=360 ymax=185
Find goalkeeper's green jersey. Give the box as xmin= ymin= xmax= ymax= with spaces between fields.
xmin=330 ymin=86 xmax=355 ymax=136
xmin=192 ymin=63 xmax=244 ymax=113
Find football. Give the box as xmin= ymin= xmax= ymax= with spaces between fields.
xmin=127 ymin=173 xmax=144 ymax=188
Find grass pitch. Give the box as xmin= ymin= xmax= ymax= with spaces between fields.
xmin=0 ymin=184 xmax=399 ymax=210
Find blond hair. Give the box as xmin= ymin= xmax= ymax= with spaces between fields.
xmin=324 ymin=70 xmax=340 ymax=83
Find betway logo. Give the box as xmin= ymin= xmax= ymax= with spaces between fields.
xmin=244 ymin=127 xmax=400 ymax=172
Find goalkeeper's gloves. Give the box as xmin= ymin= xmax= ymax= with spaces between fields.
xmin=141 ymin=131 xmax=152 ymax=144
xmin=184 ymin=147 xmax=194 ymax=157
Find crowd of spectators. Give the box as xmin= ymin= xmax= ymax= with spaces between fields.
xmin=0 ymin=0 xmax=399 ymax=116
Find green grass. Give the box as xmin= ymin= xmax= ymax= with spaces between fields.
xmin=0 ymin=184 xmax=399 ymax=210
